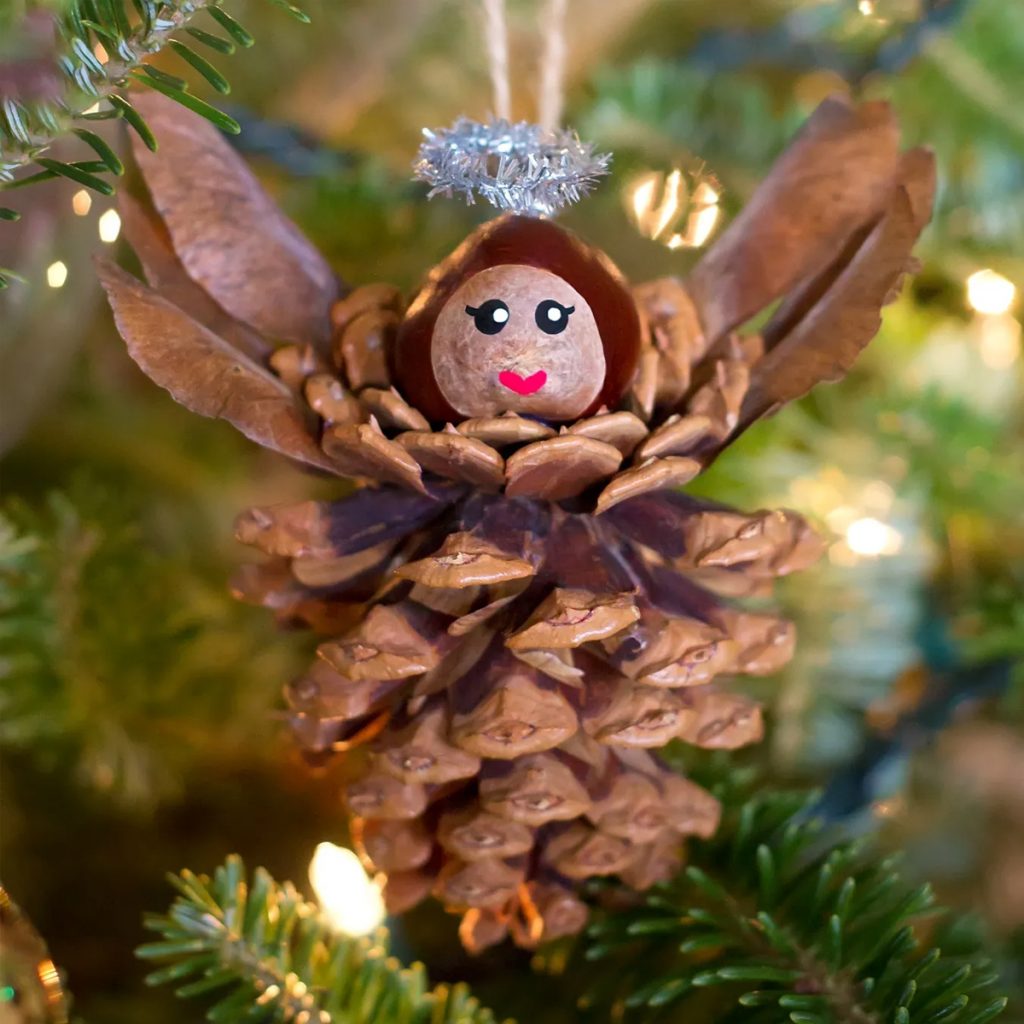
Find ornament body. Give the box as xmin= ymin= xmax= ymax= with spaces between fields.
xmin=100 ymin=92 xmax=935 ymax=954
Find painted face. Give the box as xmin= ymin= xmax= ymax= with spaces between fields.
xmin=430 ymin=264 xmax=606 ymax=420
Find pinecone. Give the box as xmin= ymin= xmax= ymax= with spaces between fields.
xmin=99 ymin=93 xmax=934 ymax=951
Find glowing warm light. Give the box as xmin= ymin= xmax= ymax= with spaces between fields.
xmin=308 ymin=842 xmax=385 ymax=936
xmin=845 ymin=516 xmax=903 ymax=557
xmin=650 ymin=168 xmax=684 ymax=240
xmin=858 ymin=0 xmax=875 ymax=13
xmin=978 ymin=313 xmax=1021 ymax=368
xmin=628 ymin=172 xmax=660 ymax=232
xmin=94 ymin=42 xmax=109 ymax=63
xmin=686 ymin=180 xmax=721 ymax=247
xmin=966 ymin=268 xmax=1016 ymax=316
xmin=626 ymin=168 xmax=721 ymax=250
xmin=83 ymin=101 xmax=101 ymax=115
xmin=46 ymin=261 xmax=68 ymax=288
xmin=72 ymin=189 xmax=92 ymax=216
xmin=98 ymin=208 xmax=121 ymax=243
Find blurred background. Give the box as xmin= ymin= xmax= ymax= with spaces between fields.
xmin=0 ymin=0 xmax=1022 ymax=1019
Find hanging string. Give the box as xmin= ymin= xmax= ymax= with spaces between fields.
xmin=538 ymin=0 xmax=568 ymax=130
xmin=482 ymin=0 xmax=511 ymax=121
xmin=416 ymin=0 xmax=606 ymax=216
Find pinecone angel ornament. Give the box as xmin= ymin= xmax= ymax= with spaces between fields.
xmin=99 ymin=92 xmax=934 ymax=952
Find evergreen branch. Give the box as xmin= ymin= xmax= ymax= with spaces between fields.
xmin=578 ymin=781 xmax=1010 ymax=1024
xmin=139 ymin=854 xmax=506 ymax=1024
xmin=0 ymin=0 xmax=306 ymax=194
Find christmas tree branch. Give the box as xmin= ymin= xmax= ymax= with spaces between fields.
xmin=139 ymin=854 xmax=505 ymax=1024
xmin=579 ymin=779 xmax=1010 ymax=1024
xmin=0 ymin=0 xmax=308 ymax=203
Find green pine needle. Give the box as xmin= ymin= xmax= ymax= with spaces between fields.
xmin=0 ymin=1 xmax=291 ymax=195
xmin=576 ymin=783 xmax=1011 ymax=1023
xmin=140 ymin=855 xmax=506 ymax=1024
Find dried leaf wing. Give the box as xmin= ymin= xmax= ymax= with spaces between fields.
xmin=687 ymin=97 xmax=901 ymax=343
xmin=97 ymin=260 xmax=334 ymax=471
xmin=735 ymin=156 xmax=935 ymax=434
xmin=129 ymin=91 xmax=339 ymax=350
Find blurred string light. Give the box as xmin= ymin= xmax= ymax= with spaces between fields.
xmin=71 ymin=189 xmax=92 ymax=216
xmin=46 ymin=261 xmax=67 ymax=288
xmin=844 ymin=516 xmax=904 ymax=558
xmin=98 ymin=208 xmax=121 ymax=244
xmin=624 ymin=167 xmax=721 ymax=249
xmin=966 ymin=268 xmax=1017 ymax=316
xmin=978 ymin=315 xmax=1021 ymax=369
xmin=308 ymin=842 xmax=385 ymax=936
xmin=966 ymin=269 xmax=1020 ymax=369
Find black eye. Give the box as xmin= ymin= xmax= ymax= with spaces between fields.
xmin=465 ymin=299 xmax=510 ymax=335
xmin=535 ymin=299 xmax=575 ymax=335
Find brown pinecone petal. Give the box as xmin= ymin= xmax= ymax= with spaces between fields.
xmin=450 ymin=668 xmax=577 ymax=759
xmin=382 ymin=870 xmax=434 ymax=915
xmin=335 ymin=308 xmax=396 ymax=391
xmin=510 ymin=648 xmax=584 ymax=686
xmin=354 ymin=817 xmax=433 ymax=872
xmin=359 ymin=387 xmax=431 ymax=433
xmin=513 ymin=882 xmax=589 ymax=945
xmin=239 ymin=486 xmax=455 ymax=560
xmin=686 ymin=353 xmax=750 ymax=442
xmin=582 ymin=679 xmax=685 ymax=749
xmin=628 ymin=347 xmax=659 ymax=421
xmin=634 ymin=414 xmax=713 ymax=461
xmin=715 ymin=608 xmax=797 ymax=676
xmin=448 ymin=581 xmax=529 ymax=637
xmin=318 ymin=602 xmax=451 ymax=681
xmin=459 ymin=908 xmax=510 ymax=953
xmin=658 ymin=773 xmax=722 ymax=838
xmin=543 ymin=822 xmax=638 ymax=879
xmin=291 ymin=540 xmax=396 ymax=588
xmin=439 ymin=808 xmax=534 ymax=862
xmin=398 ymin=532 xmax=536 ymax=589
xmin=587 ymin=772 xmax=667 ymax=843
xmin=287 ymin=661 xmax=405 ymax=722
xmin=505 ymin=436 xmax=622 ymax=501
xmin=677 ymin=689 xmax=763 ymax=749
xmin=679 ymin=509 xmax=794 ymax=569
xmin=322 ymin=419 xmax=426 ymax=492
xmin=372 ymin=705 xmax=481 ymax=784
xmin=397 ymin=429 xmax=505 ymax=491
xmin=436 ymin=857 xmax=525 ymax=909
xmin=479 ymin=754 xmax=592 ymax=825
xmin=345 ymin=773 xmax=427 ymax=820
xmin=595 ymin=457 xmax=702 ymax=515
xmin=330 ymin=283 xmax=402 ymax=334
xmin=456 ymin=413 xmax=556 ymax=447
xmin=567 ymin=411 xmax=648 ymax=457
xmin=506 ymin=588 xmax=640 ymax=650
xmin=604 ymin=609 xmax=731 ymax=688
xmin=270 ymin=344 xmax=328 ymax=391
xmin=618 ymin=832 xmax=684 ymax=891
xmin=303 ymin=373 xmax=364 ymax=426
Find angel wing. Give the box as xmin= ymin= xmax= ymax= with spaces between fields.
xmin=630 ymin=95 xmax=936 ymax=466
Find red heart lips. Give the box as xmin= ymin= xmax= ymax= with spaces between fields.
xmin=499 ymin=369 xmax=547 ymax=396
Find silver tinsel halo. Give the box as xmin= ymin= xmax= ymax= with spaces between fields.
xmin=413 ymin=117 xmax=611 ymax=217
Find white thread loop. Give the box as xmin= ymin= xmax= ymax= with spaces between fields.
xmin=482 ymin=0 xmax=511 ymax=121
xmin=538 ymin=0 xmax=567 ymax=130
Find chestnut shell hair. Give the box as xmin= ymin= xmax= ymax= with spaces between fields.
xmin=391 ymin=215 xmax=643 ymax=423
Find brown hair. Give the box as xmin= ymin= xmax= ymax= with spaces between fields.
xmin=391 ymin=215 xmax=642 ymax=423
